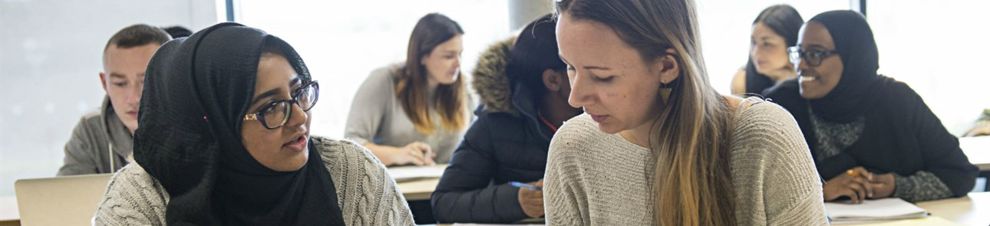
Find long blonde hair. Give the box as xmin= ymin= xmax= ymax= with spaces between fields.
xmin=557 ymin=0 xmax=736 ymax=225
xmin=397 ymin=13 xmax=469 ymax=134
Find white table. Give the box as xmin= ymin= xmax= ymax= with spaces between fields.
xmin=846 ymin=192 xmax=990 ymax=226
xmin=915 ymin=192 xmax=990 ymax=225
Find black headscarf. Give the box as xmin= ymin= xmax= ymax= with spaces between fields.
xmin=134 ymin=22 xmax=345 ymax=225
xmin=744 ymin=4 xmax=803 ymax=96
xmin=805 ymin=10 xmax=882 ymax=123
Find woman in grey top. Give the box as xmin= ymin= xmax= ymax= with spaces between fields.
xmin=345 ymin=13 xmax=471 ymax=166
xmin=545 ymin=0 xmax=828 ymax=225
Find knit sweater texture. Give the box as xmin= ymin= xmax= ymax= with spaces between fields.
xmin=544 ymin=99 xmax=828 ymax=225
xmin=93 ymin=137 xmax=415 ymax=226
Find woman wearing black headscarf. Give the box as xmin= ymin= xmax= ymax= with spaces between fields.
xmin=730 ymin=4 xmax=803 ymax=96
xmin=766 ymin=10 xmax=977 ymax=203
xmin=93 ymin=23 xmax=414 ymax=225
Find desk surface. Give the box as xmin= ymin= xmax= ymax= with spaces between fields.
xmin=845 ymin=192 xmax=990 ymax=226
xmin=960 ymin=137 xmax=990 ymax=171
xmin=0 ymin=166 xmax=447 ymax=226
xmin=5 ymin=162 xmax=984 ymax=225
xmin=915 ymin=191 xmax=990 ymax=225
xmin=392 ymin=164 xmax=445 ymax=201
xmin=396 ymin=178 xmax=440 ymax=201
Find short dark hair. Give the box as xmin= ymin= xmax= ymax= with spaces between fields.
xmin=162 ymin=26 xmax=193 ymax=39
xmin=506 ymin=14 xmax=565 ymax=99
xmin=103 ymin=24 xmax=171 ymax=52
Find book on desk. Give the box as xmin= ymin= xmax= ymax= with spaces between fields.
xmin=389 ymin=164 xmax=446 ymax=182
xmin=825 ymin=198 xmax=928 ymax=224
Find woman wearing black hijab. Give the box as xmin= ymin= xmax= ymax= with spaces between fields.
xmin=94 ymin=23 xmax=414 ymax=225
xmin=766 ymin=10 xmax=977 ymax=203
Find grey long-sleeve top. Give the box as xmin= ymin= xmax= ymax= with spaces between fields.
xmin=344 ymin=64 xmax=470 ymax=164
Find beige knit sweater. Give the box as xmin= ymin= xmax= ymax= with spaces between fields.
xmin=93 ymin=137 xmax=414 ymax=225
xmin=544 ymin=100 xmax=828 ymax=225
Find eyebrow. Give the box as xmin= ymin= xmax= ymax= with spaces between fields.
xmin=805 ymin=44 xmax=829 ymax=49
xmin=109 ymin=73 xmax=147 ymax=80
xmin=249 ymin=87 xmax=282 ymax=109
xmin=289 ymin=77 xmax=303 ymax=90
xmin=249 ymin=78 xmax=303 ymax=108
xmin=559 ymin=56 xmax=612 ymax=70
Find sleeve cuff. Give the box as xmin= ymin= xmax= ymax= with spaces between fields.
xmin=493 ymin=183 xmax=528 ymax=222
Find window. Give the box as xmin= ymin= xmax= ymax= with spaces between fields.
xmin=867 ymin=0 xmax=990 ymax=134
xmin=0 ymin=0 xmax=218 ymax=196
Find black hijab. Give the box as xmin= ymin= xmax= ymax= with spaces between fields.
xmin=134 ymin=22 xmax=345 ymax=225
xmin=805 ymin=10 xmax=882 ymax=123
xmin=744 ymin=4 xmax=803 ymax=96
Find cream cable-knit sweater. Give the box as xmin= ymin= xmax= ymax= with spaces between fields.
xmin=544 ymin=100 xmax=828 ymax=225
xmin=93 ymin=137 xmax=414 ymax=226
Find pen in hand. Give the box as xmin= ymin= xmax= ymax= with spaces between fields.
xmin=510 ymin=181 xmax=542 ymax=191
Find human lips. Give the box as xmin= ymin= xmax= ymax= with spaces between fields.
xmin=589 ymin=113 xmax=609 ymax=123
xmin=282 ymin=134 xmax=308 ymax=152
xmin=125 ymin=110 xmax=138 ymax=118
xmin=799 ymin=73 xmax=819 ymax=83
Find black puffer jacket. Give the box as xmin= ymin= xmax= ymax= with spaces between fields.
xmin=431 ymin=38 xmax=553 ymax=223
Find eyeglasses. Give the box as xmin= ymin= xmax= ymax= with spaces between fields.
xmin=788 ymin=46 xmax=839 ymax=67
xmin=243 ymin=80 xmax=319 ymax=129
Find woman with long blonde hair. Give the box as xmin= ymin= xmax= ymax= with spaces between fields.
xmin=544 ymin=0 xmax=828 ymax=225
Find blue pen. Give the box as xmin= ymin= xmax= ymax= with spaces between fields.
xmin=510 ymin=181 xmax=542 ymax=191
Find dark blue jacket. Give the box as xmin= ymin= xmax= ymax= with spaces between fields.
xmin=431 ymin=39 xmax=553 ymax=223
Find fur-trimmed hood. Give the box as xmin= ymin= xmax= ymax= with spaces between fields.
xmin=471 ymin=37 xmax=516 ymax=114
xmin=470 ymin=37 xmax=554 ymax=140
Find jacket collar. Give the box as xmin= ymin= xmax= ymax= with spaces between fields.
xmin=100 ymin=96 xmax=134 ymax=161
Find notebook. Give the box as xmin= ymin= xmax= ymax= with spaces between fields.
xmin=15 ymin=174 xmax=113 ymax=226
xmin=825 ymin=198 xmax=929 ymax=223
xmin=388 ymin=164 xmax=447 ymax=182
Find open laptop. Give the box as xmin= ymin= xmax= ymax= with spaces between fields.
xmin=14 ymin=174 xmax=113 ymax=226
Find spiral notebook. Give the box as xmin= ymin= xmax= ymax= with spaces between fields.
xmin=824 ymin=198 xmax=929 ymax=223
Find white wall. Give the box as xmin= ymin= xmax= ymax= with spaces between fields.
xmin=0 ymin=0 xmax=219 ymax=196
xmin=508 ymin=0 xmax=553 ymax=31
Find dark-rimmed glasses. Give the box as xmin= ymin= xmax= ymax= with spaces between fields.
xmin=788 ymin=46 xmax=839 ymax=67
xmin=243 ymin=80 xmax=319 ymax=129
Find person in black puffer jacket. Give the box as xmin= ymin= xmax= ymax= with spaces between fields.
xmin=431 ymin=14 xmax=581 ymax=223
